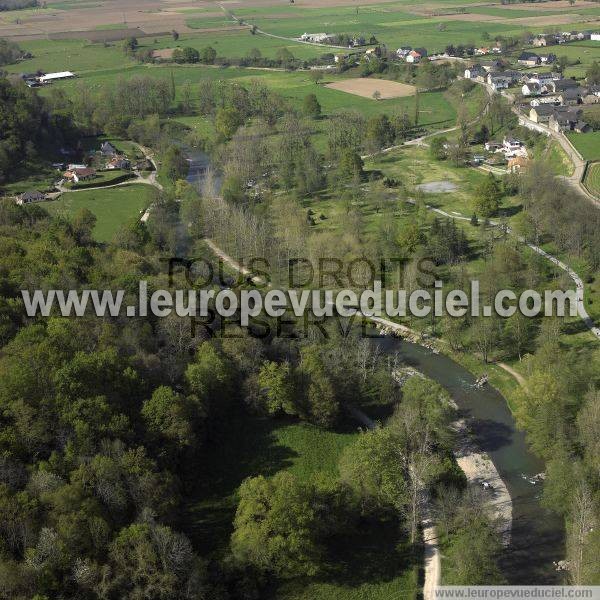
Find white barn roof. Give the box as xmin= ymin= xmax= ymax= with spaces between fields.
xmin=39 ymin=71 xmax=75 ymax=82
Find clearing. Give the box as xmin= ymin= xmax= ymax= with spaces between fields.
xmin=325 ymin=78 xmax=417 ymax=100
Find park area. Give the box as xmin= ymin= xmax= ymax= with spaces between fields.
xmin=326 ymin=77 xmax=416 ymax=100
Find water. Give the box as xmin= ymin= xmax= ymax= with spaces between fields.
xmin=375 ymin=338 xmax=565 ymax=584
xmin=185 ymin=148 xmax=221 ymax=192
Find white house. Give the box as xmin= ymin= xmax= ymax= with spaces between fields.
xmin=489 ymin=75 xmax=511 ymax=91
xmin=522 ymin=82 xmax=542 ymax=96
xmin=591 ymin=33 xmax=600 ymax=41
xmin=502 ymin=137 xmax=527 ymax=158
xmin=406 ymin=50 xmax=421 ymax=63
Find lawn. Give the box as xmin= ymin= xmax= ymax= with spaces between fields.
xmin=567 ymin=131 xmax=600 ymax=161
xmin=45 ymin=184 xmax=156 ymax=242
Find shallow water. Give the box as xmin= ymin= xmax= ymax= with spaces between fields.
xmin=375 ymin=338 xmax=565 ymax=584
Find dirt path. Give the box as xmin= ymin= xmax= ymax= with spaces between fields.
xmin=497 ymin=362 xmax=527 ymax=387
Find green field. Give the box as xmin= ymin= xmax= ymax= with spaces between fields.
xmin=584 ymin=161 xmax=600 ymax=196
xmin=45 ymin=184 xmax=156 ymax=242
xmin=567 ymin=131 xmax=600 ymax=161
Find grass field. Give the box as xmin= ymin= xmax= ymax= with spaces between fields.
xmin=567 ymin=131 xmax=600 ymax=161
xmin=45 ymin=184 xmax=156 ymax=242
xmin=584 ymin=161 xmax=600 ymax=197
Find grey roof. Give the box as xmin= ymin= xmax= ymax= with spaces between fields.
xmin=553 ymin=79 xmax=579 ymax=90
xmin=19 ymin=190 xmax=45 ymax=201
xmin=531 ymin=105 xmax=556 ymax=115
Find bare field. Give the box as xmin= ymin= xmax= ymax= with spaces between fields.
xmin=505 ymin=13 xmax=600 ymax=26
xmin=326 ymin=78 xmax=416 ymax=100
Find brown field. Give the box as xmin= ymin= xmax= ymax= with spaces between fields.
xmin=498 ymin=0 xmax=598 ymax=10
xmin=504 ymin=13 xmax=600 ymax=26
xmin=326 ymin=77 xmax=416 ymax=100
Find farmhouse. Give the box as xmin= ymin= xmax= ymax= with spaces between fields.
xmin=107 ymin=156 xmax=130 ymax=170
xmin=64 ymin=167 xmax=96 ymax=183
xmin=16 ymin=190 xmax=46 ymax=205
xmin=558 ymin=87 xmax=581 ymax=106
xmin=518 ymin=52 xmax=540 ymax=67
xmin=550 ymin=79 xmax=579 ymax=93
xmin=522 ymin=82 xmax=542 ymax=97
xmin=480 ymin=60 xmax=502 ymax=72
xmin=406 ymin=50 xmax=422 ymax=63
xmin=38 ymin=71 xmax=76 ymax=84
xmin=396 ymin=47 xmax=412 ymax=58
xmin=100 ymin=142 xmax=117 ymax=156
xmin=300 ymin=33 xmax=333 ymax=43
xmin=489 ymin=75 xmax=511 ymax=91
xmin=529 ymin=105 xmax=556 ymax=123
xmin=548 ymin=107 xmax=584 ymax=133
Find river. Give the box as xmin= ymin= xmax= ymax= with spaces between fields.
xmin=184 ymin=148 xmax=565 ymax=584
xmin=377 ymin=338 xmax=565 ymax=584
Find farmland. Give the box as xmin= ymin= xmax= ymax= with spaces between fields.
xmin=584 ymin=162 xmax=600 ymax=197
xmin=567 ymin=131 xmax=600 ymax=161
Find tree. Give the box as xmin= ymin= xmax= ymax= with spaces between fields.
xmin=123 ymin=37 xmax=138 ymax=53
xmin=365 ymin=114 xmax=394 ymax=153
xmin=141 ymin=386 xmax=194 ymax=448
xmin=337 ymin=149 xmax=364 ymax=182
xmin=257 ymin=361 xmax=297 ymax=415
xmin=372 ymin=89 xmax=381 ymax=101
xmin=429 ymin=135 xmax=447 ymax=161
xmin=299 ymin=346 xmax=339 ymax=427
xmin=586 ymin=61 xmax=600 ymax=85
xmin=310 ymin=70 xmax=324 ymax=85
xmin=302 ymin=93 xmax=321 ymax=119
xmin=231 ymin=472 xmax=328 ymax=577
xmin=200 ymin=46 xmax=217 ymax=65
xmin=339 ymin=427 xmax=409 ymax=515
xmin=162 ymin=145 xmax=188 ymax=182
xmin=215 ymin=107 xmax=243 ymax=139
xmin=474 ymin=172 xmax=502 ymax=217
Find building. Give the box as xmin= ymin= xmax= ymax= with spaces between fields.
xmin=406 ymin=50 xmax=422 ymax=63
xmin=489 ymin=74 xmax=511 ymax=91
xmin=37 ymin=71 xmax=75 ymax=84
xmin=480 ymin=59 xmax=502 ymax=72
xmin=396 ymin=47 xmax=412 ymax=58
xmin=16 ymin=190 xmax=46 ymax=205
xmin=64 ymin=167 xmax=96 ymax=183
xmin=107 ymin=156 xmax=131 ymax=170
xmin=518 ymin=52 xmax=540 ymax=67
xmin=590 ymin=33 xmax=600 ymax=41
xmin=502 ymin=137 xmax=527 ymax=157
xmin=551 ymin=79 xmax=579 ymax=93
xmin=100 ymin=142 xmax=117 ymax=156
xmin=508 ymin=157 xmax=529 ymax=172
xmin=299 ymin=33 xmax=332 ymax=43
xmin=558 ymin=87 xmax=581 ymax=105
xmin=529 ymin=105 xmax=556 ymax=123
xmin=548 ymin=107 xmax=583 ymax=132
xmin=464 ymin=65 xmax=486 ymax=80
xmin=574 ymin=121 xmax=592 ymax=133
xmin=532 ymin=36 xmax=547 ymax=47
xmin=522 ymin=82 xmax=542 ymax=96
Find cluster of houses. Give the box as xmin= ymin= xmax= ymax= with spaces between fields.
xmin=482 ymin=138 xmax=529 ymax=171
xmin=21 ymin=71 xmax=76 ymax=88
xmin=464 ymin=64 xmax=522 ymax=91
xmin=529 ymin=31 xmax=599 ymax=47
xmin=517 ymin=51 xmax=556 ymax=67
xmin=395 ymin=47 xmax=428 ymax=63
xmin=529 ymin=105 xmax=592 ymax=133
xmin=299 ymin=32 xmax=365 ymax=47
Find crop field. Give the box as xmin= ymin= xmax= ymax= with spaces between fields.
xmin=326 ymin=77 xmax=416 ymax=99
xmin=45 ymin=184 xmax=157 ymax=242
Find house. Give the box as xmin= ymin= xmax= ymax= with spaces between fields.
xmin=485 ymin=141 xmax=503 ymax=152
xmin=532 ymin=36 xmax=547 ymax=47
xmin=475 ymin=47 xmax=489 ymax=55
xmin=502 ymin=137 xmax=527 ymax=157
xmin=574 ymin=121 xmax=592 ymax=133
xmin=529 ymin=105 xmax=556 ymax=123
xmin=522 ymin=82 xmax=542 ymax=97
xmin=491 ymin=46 xmax=502 ymax=54
xmin=591 ymin=33 xmax=600 ymax=41
xmin=107 ymin=156 xmax=130 ymax=170
xmin=558 ymin=87 xmax=581 ymax=105
xmin=16 ymin=190 xmax=46 ymax=205
xmin=529 ymin=72 xmax=555 ymax=85
xmin=530 ymin=95 xmax=560 ymax=106
xmin=518 ymin=52 xmax=540 ymax=67
xmin=64 ymin=167 xmax=96 ymax=183
xmin=500 ymin=70 xmax=522 ymax=84
xmin=549 ymin=108 xmax=581 ymax=132
xmin=414 ymin=47 xmax=428 ymax=57
xmin=582 ymin=92 xmax=600 ymax=105
xmin=396 ymin=47 xmax=412 ymax=58
xmin=100 ymin=142 xmax=117 ymax=156
xmin=480 ymin=59 xmax=502 ymax=72
xmin=508 ymin=157 xmax=529 ymax=172
xmin=406 ymin=50 xmax=422 ymax=63
xmin=464 ymin=65 xmax=486 ymax=80
xmin=37 ymin=71 xmax=75 ymax=84
xmin=540 ymin=53 xmax=556 ymax=64
xmin=551 ymin=79 xmax=579 ymax=93
xmin=489 ymin=74 xmax=511 ymax=91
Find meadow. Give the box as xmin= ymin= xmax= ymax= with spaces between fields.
xmin=584 ymin=161 xmax=600 ymax=197
xmin=45 ymin=184 xmax=157 ymax=242
xmin=567 ymin=131 xmax=600 ymax=161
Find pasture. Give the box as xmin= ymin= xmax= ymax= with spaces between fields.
xmin=567 ymin=131 xmax=600 ymax=161
xmin=45 ymin=184 xmax=157 ymax=242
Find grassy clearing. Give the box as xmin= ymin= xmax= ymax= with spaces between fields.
xmin=45 ymin=184 xmax=156 ymax=242
xmin=186 ymin=407 xmax=419 ymax=600
xmin=567 ymin=131 xmax=600 ymax=161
